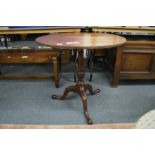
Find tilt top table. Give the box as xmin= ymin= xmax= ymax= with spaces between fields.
xmin=36 ymin=33 xmax=126 ymax=124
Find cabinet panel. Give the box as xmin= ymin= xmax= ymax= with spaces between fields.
xmin=151 ymin=55 xmax=155 ymax=71
xmin=121 ymin=53 xmax=152 ymax=71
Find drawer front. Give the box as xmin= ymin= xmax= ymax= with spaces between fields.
xmin=0 ymin=52 xmax=57 ymax=64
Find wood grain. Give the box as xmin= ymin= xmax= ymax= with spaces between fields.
xmin=0 ymin=50 xmax=59 ymax=87
xmin=36 ymin=33 xmax=126 ymax=49
xmin=0 ymin=51 xmax=57 ymax=63
xmin=108 ymin=40 xmax=155 ymax=86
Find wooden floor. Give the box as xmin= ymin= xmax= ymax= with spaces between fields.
xmin=0 ymin=123 xmax=135 ymax=129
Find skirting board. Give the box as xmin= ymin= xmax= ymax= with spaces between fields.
xmin=0 ymin=123 xmax=135 ymax=129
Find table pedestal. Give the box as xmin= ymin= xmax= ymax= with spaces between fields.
xmin=52 ymin=50 xmax=100 ymax=124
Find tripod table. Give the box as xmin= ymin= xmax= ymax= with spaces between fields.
xmin=36 ymin=33 xmax=126 ymax=124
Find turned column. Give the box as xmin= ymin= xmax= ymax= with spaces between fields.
xmin=76 ymin=49 xmax=85 ymax=84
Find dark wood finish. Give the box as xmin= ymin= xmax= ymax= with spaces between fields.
xmin=52 ymin=57 xmax=59 ymax=88
xmin=36 ymin=33 xmax=126 ymax=49
xmin=112 ymin=47 xmax=123 ymax=87
xmin=0 ymin=49 xmax=59 ymax=88
xmin=121 ymin=53 xmax=152 ymax=71
xmin=120 ymin=72 xmax=155 ymax=79
xmin=2 ymin=26 xmax=155 ymax=87
xmin=36 ymin=33 xmax=126 ymax=124
xmin=109 ymin=40 xmax=155 ymax=86
xmin=52 ymin=50 xmax=101 ymax=124
xmin=0 ymin=51 xmax=57 ymax=63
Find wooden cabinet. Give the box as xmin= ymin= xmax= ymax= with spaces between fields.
xmin=0 ymin=47 xmax=60 ymax=87
xmin=111 ymin=40 xmax=155 ymax=87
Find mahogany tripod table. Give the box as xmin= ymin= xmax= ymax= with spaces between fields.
xmin=36 ymin=33 xmax=126 ymax=124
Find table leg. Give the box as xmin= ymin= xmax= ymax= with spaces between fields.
xmin=84 ymin=84 xmax=100 ymax=95
xmin=112 ymin=46 xmax=122 ymax=87
xmin=52 ymin=49 xmax=100 ymax=124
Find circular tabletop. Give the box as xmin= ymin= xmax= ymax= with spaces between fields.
xmin=36 ymin=33 xmax=126 ymax=49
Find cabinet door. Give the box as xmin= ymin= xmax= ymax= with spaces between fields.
xmin=121 ymin=52 xmax=152 ymax=72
